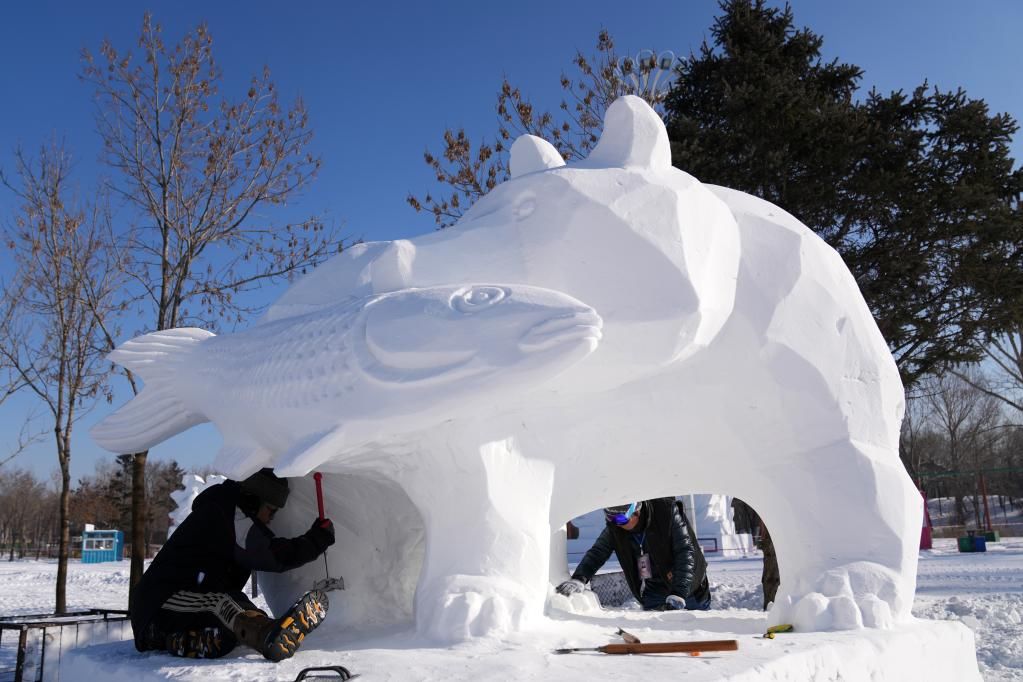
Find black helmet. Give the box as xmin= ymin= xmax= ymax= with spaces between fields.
xmin=240 ymin=468 xmax=289 ymax=509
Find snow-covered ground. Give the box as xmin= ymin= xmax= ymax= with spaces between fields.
xmin=0 ymin=537 xmax=1016 ymax=680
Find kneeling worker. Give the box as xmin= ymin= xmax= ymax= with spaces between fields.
xmin=130 ymin=468 xmax=336 ymax=661
xmin=557 ymin=497 xmax=711 ymax=611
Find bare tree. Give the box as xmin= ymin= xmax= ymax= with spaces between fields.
xmin=70 ymin=473 xmax=120 ymax=534
xmin=0 ymin=470 xmax=47 ymax=561
xmin=408 ymin=29 xmax=672 ymax=228
xmin=81 ymin=13 xmax=346 ymax=587
xmin=900 ymin=393 xmax=941 ymax=482
xmin=0 ymin=469 xmax=46 ymax=559
xmin=0 ymin=419 xmax=46 ymax=470
xmin=950 ymin=329 xmax=1023 ymax=415
xmin=921 ymin=369 xmax=1003 ymax=525
xmin=0 ymin=274 xmax=36 ymax=468
xmin=0 ymin=142 xmax=119 ymax=611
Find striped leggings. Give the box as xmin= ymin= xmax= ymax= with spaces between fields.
xmin=150 ymin=590 xmax=264 ymax=654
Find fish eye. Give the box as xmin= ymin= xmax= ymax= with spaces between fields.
xmin=451 ymin=286 xmax=508 ymax=313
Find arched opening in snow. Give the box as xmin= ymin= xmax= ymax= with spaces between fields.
xmin=553 ymin=494 xmax=757 ymax=609
xmin=258 ymin=470 xmax=425 ymax=630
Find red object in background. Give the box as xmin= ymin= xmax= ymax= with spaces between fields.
xmin=919 ymin=486 xmax=933 ymax=550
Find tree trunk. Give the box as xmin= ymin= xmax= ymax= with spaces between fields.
xmin=56 ymin=459 xmax=71 ymax=614
xmin=130 ymin=451 xmax=147 ymax=590
xmin=954 ymin=495 xmax=966 ymax=525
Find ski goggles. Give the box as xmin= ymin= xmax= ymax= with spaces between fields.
xmin=605 ymin=501 xmax=639 ymax=525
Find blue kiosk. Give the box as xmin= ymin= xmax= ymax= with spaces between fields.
xmin=81 ymin=525 xmax=124 ymax=563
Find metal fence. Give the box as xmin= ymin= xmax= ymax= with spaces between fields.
xmin=589 ymin=572 xmax=634 ymax=607
xmin=930 ymin=522 xmax=1023 ymax=539
xmin=0 ymin=610 xmax=131 ymax=682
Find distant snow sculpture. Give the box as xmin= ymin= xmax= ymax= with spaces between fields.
xmin=167 ymin=473 xmax=226 ymax=538
xmin=684 ymin=494 xmax=754 ymax=557
xmin=93 ymin=95 xmax=921 ymax=641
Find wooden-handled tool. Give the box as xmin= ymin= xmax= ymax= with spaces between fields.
xmin=554 ymin=639 xmax=739 ymax=655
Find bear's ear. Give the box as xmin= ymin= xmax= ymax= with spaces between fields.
xmin=509 ymin=135 xmax=566 ymax=178
xmin=584 ymin=95 xmax=671 ymax=170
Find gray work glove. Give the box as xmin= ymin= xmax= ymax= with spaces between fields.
xmin=664 ymin=594 xmax=686 ymax=610
xmin=555 ymin=578 xmax=587 ymax=596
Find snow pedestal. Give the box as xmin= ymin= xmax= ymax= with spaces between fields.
xmin=60 ymin=616 xmax=982 ymax=681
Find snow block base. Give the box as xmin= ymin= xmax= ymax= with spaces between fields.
xmin=60 ymin=615 xmax=980 ymax=681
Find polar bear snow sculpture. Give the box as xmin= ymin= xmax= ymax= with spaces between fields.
xmin=92 ymin=95 xmax=921 ymax=640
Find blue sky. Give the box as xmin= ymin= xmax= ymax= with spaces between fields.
xmin=1 ymin=0 xmax=1021 ymax=483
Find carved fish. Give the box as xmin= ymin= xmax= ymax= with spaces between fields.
xmin=91 ymin=284 xmax=602 ymax=477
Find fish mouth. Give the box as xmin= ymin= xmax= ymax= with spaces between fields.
xmin=519 ymin=310 xmax=604 ymax=352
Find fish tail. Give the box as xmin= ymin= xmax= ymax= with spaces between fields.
xmin=90 ymin=328 xmax=214 ymax=453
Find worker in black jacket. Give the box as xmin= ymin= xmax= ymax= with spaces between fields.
xmin=130 ymin=468 xmax=335 ymax=661
xmin=556 ymin=497 xmax=710 ymax=610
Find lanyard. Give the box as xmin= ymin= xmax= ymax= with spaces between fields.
xmin=634 ymin=531 xmax=650 ymax=595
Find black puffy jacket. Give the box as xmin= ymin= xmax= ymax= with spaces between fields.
xmin=572 ymin=497 xmax=696 ymax=602
xmin=129 ymin=480 xmax=325 ymax=650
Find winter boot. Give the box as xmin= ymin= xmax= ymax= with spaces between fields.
xmin=234 ymin=590 xmax=329 ymax=662
xmin=232 ymin=609 xmax=276 ymax=652
xmin=165 ymin=626 xmax=228 ymax=658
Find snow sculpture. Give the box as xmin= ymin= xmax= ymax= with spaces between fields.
xmin=682 ymin=494 xmax=754 ymax=557
xmin=167 ymin=473 xmax=226 ymax=537
xmin=92 ymin=95 xmax=921 ymax=641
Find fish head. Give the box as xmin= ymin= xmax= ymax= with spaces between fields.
xmin=353 ymin=284 xmax=602 ymax=389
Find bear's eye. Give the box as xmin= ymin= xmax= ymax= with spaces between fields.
xmin=513 ymin=195 xmax=536 ymax=220
xmin=451 ymin=286 xmax=508 ymax=313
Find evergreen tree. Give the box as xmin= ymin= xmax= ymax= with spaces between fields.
xmin=109 ymin=454 xmax=134 ymax=530
xmin=664 ymin=0 xmax=1023 ymax=383
xmin=146 ymin=460 xmax=185 ymax=547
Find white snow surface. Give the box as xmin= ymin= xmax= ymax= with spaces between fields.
xmin=6 ymin=539 xmax=1019 ymax=680
xmin=91 ymin=95 xmax=922 ymax=641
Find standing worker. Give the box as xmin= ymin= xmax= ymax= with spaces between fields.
xmin=130 ymin=468 xmax=336 ymax=661
xmin=557 ymin=497 xmax=711 ymax=610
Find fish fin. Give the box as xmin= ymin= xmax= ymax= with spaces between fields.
xmin=90 ymin=328 xmax=214 ymax=453
xmin=274 ymin=427 xmax=348 ymax=478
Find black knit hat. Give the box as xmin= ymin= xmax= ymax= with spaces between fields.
xmin=240 ymin=468 xmax=289 ymax=509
